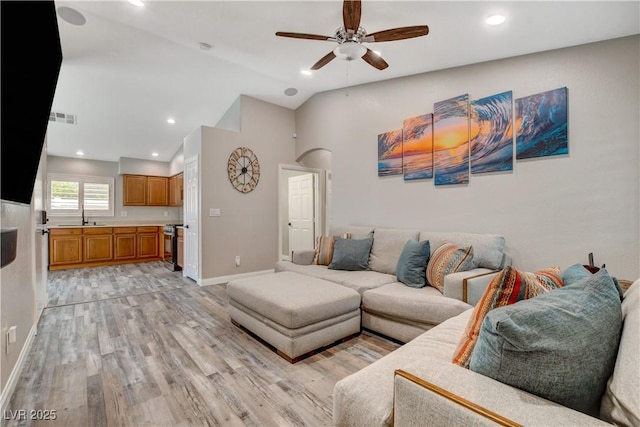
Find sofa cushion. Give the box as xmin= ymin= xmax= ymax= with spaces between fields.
xmin=396 ymin=240 xmax=430 ymax=288
xmin=325 ymin=270 xmax=396 ymax=295
xmin=363 ymin=282 xmax=471 ymax=327
xmin=274 ymin=260 xmax=344 ymax=279
xmin=426 ymin=242 xmax=475 ymax=293
xmin=468 ymin=269 xmax=623 ymax=418
xmin=452 ymin=265 xmax=563 ymax=367
xmin=419 ymin=231 xmax=505 ymax=270
xmin=369 ymin=228 xmax=420 ymax=275
xmin=328 ymin=237 xmax=373 ymax=271
xmin=601 ymin=279 xmax=640 ymax=425
xmin=329 ymin=225 xmax=375 ymax=240
xmin=312 ymin=233 xmax=350 ymax=266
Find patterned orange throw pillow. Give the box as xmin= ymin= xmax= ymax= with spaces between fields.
xmin=452 ymin=265 xmax=563 ymax=367
xmin=312 ymin=233 xmax=350 ymax=265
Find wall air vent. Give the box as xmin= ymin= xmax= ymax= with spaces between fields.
xmin=49 ymin=111 xmax=76 ymax=125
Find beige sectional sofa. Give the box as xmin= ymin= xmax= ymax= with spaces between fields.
xmin=333 ymin=274 xmax=639 ymax=427
xmin=275 ymin=225 xmax=507 ymax=343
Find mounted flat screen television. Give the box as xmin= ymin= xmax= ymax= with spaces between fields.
xmin=1 ymin=1 xmax=63 ymax=205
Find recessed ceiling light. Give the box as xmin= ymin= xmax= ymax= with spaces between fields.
xmin=167 ymin=118 xmax=176 ymax=124
xmin=284 ymin=88 xmax=298 ymax=96
xmin=76 ymin=150 xmax=84 ymax=156
xmin=57 ymin=7 xmax=86 ymax=26
xmin=486 ymin=14 xmax=506 ymax=26
xmin=152 ymin=152 xmax=159 ymax=157
xmin=128 ymin=0 xmax=144 ymax=7
xmin=300 ymin=70 xmax=312 ymax=76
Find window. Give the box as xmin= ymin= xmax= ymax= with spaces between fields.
xmin=47 ymin=173 xmax=114 ymax=217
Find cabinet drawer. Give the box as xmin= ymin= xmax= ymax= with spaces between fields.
xmin=84 ymin=227 xmax=113 ymax=235
xmin=137 ymin=226 xmax=159 ymax=233
xmin=50 ymin=228 xmax=82 ymax=236
xmin=114 ymin=227 xmax=137 ymax=234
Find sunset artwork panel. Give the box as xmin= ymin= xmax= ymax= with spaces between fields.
xmin=470 ymin=91 xmax=514 ymax=174
xmin=378 ymin=128 xmax=403 ymax=177
xmin=433 ymin=94 xmax=470 ymax=186
xmin=515 ymin=87 xmax=568 ymax=159
xmin=403 ymin=114 xmax=433 ymax=181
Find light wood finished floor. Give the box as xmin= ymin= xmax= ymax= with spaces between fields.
xmin=6 ymin=262 xmax=400 ymax=427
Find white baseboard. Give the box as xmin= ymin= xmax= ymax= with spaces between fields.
xmin=0 ymin=324 xmax=37 ymax=414
xmin=199 ymin=269 xmax=275 ymax=286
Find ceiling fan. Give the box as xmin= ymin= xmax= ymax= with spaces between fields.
xmin=275 ymin=0 xmax=429 ymax=71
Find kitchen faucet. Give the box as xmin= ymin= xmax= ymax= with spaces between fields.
xmin=82 ymin=205 xmax=89 ymax=225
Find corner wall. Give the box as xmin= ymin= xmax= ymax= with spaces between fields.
xmin=199 ymin=96 xmax=296 ymax=281
xmin=295 ymin=35 xmax=640 ymax=280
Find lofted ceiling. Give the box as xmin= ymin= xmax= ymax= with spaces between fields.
xmin=47 ymin=1 xmax=640 ymax=163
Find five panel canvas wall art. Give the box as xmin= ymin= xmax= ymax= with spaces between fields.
xmin=378 ymin=86 xmax=568 ymax=185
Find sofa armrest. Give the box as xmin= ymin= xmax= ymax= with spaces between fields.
xmin=442 ymin=268 xmax=495 ymax=303
xmin=291 ymin=249 xmax=316 ymax=265
xmin=393 ymin=359 xmax=610 ymax=427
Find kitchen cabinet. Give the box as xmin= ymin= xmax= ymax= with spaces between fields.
xmin=147 ymin=176 xmax=168 ymax=206
xmin=137 ymin=226 xmax=160 ymax=258
xmin=84 ymin=227 xmax=113 ymax=262
xmin=49 ymin=226 xmax=162 ymax=270
xmin=123 ymin=174 xmax=169 ymax=206
xmin=49 ymin=228 xmax=83 ymax=266
xmin=123 ymin=174 xmax=147 ymax=206
xmin=114 ymin=227 xmax=137 ymax=260
xmin=177 ymin=227 xmax=184 ymax=268
xmin=169 ymin=173 xmax=183 ymax=207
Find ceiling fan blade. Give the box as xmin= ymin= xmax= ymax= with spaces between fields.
xmin=275 ymin=32 xmax=333 ymax=41
xmin=362 ymin=49 xmax=388 ymax=70
xmin=311 ymin=51 xmax=337 ymax=70
xmin=343 ymin=0 xmax=362 ymax=32
xmin=364 ymin=25 xmax=429 ymax=42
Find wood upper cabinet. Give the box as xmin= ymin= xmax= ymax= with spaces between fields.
xmin=147 ymin=176 xmax=168 ymax=206
xmin=123 ymin=174 xmax=169 ymax=206
xmin=123 ymin=174 xmax=147 ymax=206
xmin=49 ymin=228 xmax=83 ymax=266
xmin=169 ymin=173 xmax=183 ymax=207
xmin=84 ymin=227 xmax=113 ymax=262
xmin=137 ymin=226 xmax=160 ymax=258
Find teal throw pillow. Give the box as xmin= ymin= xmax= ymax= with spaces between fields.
xmin=562 ymin=263 xmax=623 ymax=299
xmin=469 ymin=269 xmax=623 ymax=417
xmin=396 ymin=240 xmax=430 ymax=288
xmin=328 ymin=237 xmax=373 ymax=271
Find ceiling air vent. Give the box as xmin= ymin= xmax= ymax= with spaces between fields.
xmin=49 ymin=111 xmax=77 ymax=125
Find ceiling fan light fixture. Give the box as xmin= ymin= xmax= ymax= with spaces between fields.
xmin=486 ymin=14 xmax=506 ymax=26
xmin=334 ymin=42 xmax=367 ymax=61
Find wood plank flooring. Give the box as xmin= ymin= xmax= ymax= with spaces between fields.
xmin=5 ymin=262 xmax=400 ymax=427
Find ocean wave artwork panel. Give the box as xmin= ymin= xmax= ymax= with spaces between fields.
xmin=470 ymin=91 xmax=513 ymax=174
xmin=516 ymin=87 xmax=568 ymax=160
xmin=403 ymin=113 xmax=433 ymax=181
xmin=434 ymin=94 xmax=470 ymax=186
xmin=378 ymin=128 xmax=403 ymax=177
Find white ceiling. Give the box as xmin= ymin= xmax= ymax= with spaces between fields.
xmin=48 ymin=1 xmax=640 ymax=163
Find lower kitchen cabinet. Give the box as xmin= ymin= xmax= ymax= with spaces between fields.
xmin=49 ymin=226 xmax=162 ymax=270
xmin=49 ymin=228 xmax=83 ymax=266
xmin=84 ymin=228 xmax=113 ymax=262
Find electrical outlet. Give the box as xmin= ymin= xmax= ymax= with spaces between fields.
xmin=6 ymin=326 xmax=16 ymax=354
xmin=235 ymin=256 xmax=240 ymax=266
xmin=163 ymin=211 xmax=168 ymax=217
xmin=121 ymin=211 xmax=128 ymax=217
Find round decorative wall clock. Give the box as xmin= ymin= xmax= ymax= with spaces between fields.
xmin=227 ymin=146 xmax=260 ymax=193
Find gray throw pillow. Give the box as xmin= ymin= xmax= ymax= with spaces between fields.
xmin=562 ymin=263 xmax=624 ymax=299
xmin=328 ymin=237 xmax=373 ymax=271
xmin=469 ymin=269 xmax=622 ymax=417
xmin=396 ymin=240 xmax=430 ymax=288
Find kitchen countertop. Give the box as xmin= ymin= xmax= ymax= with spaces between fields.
xmin=48 ymin=223 xmax=171 ymax=229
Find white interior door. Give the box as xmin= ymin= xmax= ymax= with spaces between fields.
xmin=184 ymin=156 xmax=199 ymax=281
xmin=288 ymin=174 xmax=315 ymax=255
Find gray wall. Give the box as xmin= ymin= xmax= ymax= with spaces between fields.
xmin=199 ymin=96 xmax=296 ymax=280
xmin=295 ymin=35 xmax=640 ymax=280
xmin=47 ymin=156 xmax=182 ymax=224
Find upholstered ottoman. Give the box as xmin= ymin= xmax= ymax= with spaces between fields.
xmin=227 ymin=272 xmax=362 ymax=362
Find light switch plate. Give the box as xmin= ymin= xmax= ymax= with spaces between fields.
xmin=209 ymin=208 xmax=221 ymax=217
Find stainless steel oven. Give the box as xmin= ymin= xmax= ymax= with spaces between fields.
xmin=163 ymin=224 xmax=182 ymax=271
